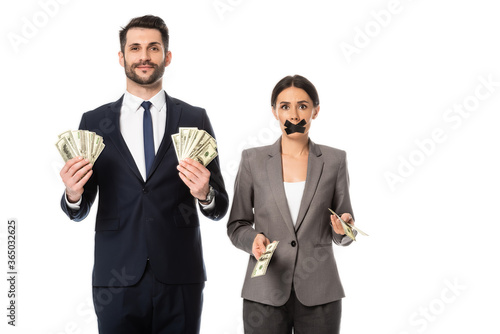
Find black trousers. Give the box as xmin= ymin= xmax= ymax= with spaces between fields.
xmin=92 ymin=261 xmax=205 ymax=334
xmin=243 ymin=290 xmax=342 ymax=334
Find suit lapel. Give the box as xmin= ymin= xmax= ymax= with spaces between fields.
xmin=295 ymin=140 xmax=324 ymax=231
xmin=147 ymin=93 xmax=181 ymax=179
xmin=266 ymin=138 xmax=296 ymax=236
xmin=104 ymin=96 xmax=143 ymax=182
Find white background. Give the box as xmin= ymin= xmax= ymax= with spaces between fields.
xmin=1 ymin=0 xmax=499 ymax=333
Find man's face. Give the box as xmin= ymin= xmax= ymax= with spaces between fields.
xmin=119 ymin=28 xmax=171 ymax=86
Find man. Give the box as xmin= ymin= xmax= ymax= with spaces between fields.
xmin=59 ymin=15 xmax=228 ymax=334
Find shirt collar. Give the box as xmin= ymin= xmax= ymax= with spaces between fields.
xmin=123 ymin=89 xmax=166 ymax=113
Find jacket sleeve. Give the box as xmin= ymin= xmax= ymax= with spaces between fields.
xmin=331 ymin=150 xmax=356 ymax=246
xmin=59 ymin=114 xmax=99 ymax=222
xmin=227 ymin=150 xmax=259 ymax=255
xmin=198 ymin=109 xmax=229 ymax=221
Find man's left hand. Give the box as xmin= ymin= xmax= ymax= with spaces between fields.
xmin=177 ymin=158 xmax=211 ymax=201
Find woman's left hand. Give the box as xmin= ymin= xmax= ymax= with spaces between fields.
xmin=330 ymin=213 xmax=354 ymax=235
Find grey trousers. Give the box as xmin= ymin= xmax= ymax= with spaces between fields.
xmin=243 ymin=290 xmax=342 ymax=334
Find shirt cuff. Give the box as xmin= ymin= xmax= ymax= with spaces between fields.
xmin=199 ymin=197 xmax=216 ymax=211
xmin=65 ymin=194 xmax=82 ymax=210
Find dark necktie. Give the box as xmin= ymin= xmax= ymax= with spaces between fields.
xmin=142 ymin=101 xmax=154 ymax=177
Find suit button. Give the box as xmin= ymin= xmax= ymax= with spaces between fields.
xmin=142 ymin=188 xmax=149 ymax=194
xmin=291 ymin=241 xmax=297 ymax=247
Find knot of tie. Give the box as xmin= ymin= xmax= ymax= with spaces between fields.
xmin=141 ymin=101 xmax=152 ymax=111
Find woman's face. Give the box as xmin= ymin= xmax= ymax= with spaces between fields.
xmin=272 ymin=86 xmax=319 ymax=138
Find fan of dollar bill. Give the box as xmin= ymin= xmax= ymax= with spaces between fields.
xmin=55 ymin=130 xmax=105 ymax=164
xmin=328 ymin=208 xmax=368 ymax=241
xmin=171 ymin=127 xmax=218 ymax=166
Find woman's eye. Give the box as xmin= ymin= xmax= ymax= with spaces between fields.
xmin=299 ymin=104 xmax=308 ymax=110
xmin=281 ymin=105 xmax=289 ymax=110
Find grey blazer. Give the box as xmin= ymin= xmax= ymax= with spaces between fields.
xmin=227 ymin=138 xmax=355 ymax=307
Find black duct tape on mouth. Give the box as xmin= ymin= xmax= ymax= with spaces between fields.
xmin=284 ymin=119 xmax=307 ymax=135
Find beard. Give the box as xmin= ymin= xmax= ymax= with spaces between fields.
xmin=124 ymin=59 xmax=165 ymax=85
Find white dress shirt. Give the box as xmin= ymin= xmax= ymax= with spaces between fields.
xmin=121 ymin=90 xmax=167 ymax=181
xmin=283 ymin=181 xmax=306 ymax=226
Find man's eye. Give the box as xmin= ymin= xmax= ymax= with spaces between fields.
xmin=151 ymin=47 xmax=159 ymax=51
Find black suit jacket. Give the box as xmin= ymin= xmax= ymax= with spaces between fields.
xmin=61 ymin=93 xmax=228 ymax=287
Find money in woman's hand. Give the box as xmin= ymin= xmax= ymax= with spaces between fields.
xmin=251 ymin=241 xmax=279 ymax=278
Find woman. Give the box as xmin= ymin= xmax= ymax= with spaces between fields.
xmin=227 ymin=75 xmax=357 ymax=334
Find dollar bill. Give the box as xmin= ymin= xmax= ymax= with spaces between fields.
xmin=191 ymin=141 xmax=217 ymax=166
xmin=73 ymin=130 xmax=87 ymax=160
xmin=87 ymin=131 xmax=95 ymax=160
xmin=92 ymin=143 xmax=105 ymax=164
xmin=251 ymin=241 xmax=279 ymax=278
xmin=179 ymin=127 xmax=198 ymax=158
xmin=171 ymin=133 xmax=182 ymax=161
xmin=91 ymin=134 xmax=104 ymax=163
xmin=58 ymin=130 xmax=79 ymax=154
xmin=55 ymin=137 xmax=78 ymax=162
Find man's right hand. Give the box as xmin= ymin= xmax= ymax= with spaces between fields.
xmin=252 ymin=234 xmax=270 ymax=260
xmin=60 ymin=156 xmax=93 ymax=203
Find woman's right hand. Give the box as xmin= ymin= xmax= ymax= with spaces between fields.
xmin=252 ymin=234 xmax=270 ymax=260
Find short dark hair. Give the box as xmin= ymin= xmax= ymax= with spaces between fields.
xmin=119 ymin=15 xmax=169 ymax=53
xmin=271 ymin=75 xmax=320 ymax=108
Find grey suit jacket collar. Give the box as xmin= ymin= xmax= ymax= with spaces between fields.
xmin=104 ymin=92 xmax=181 ymax=182
xmin=266 ymin=137 xmax=324 ymax=234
